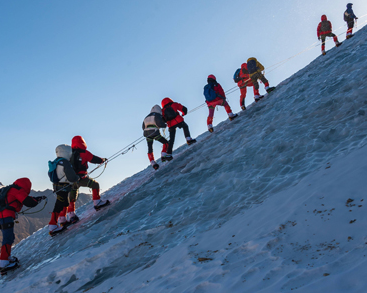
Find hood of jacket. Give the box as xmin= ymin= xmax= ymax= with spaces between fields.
xmin=13 ymin=178 xmax=31 ymax=194
xmin=321 ymin=15 xmax=327 ymax=21
xmin=161 ymin=97 xmax=174 ymax=108
xmin=72 ymin=136 xmax=87 ymax=150
xmin=150 ymin=105 xmax=162 ymax=115
xmin=347 ymin=3 xmax=353 ymax=9
xmin=56 ymin=144 xmax=72 ymax=160
xmin=241 ymin=63 xmax=248 ymax=70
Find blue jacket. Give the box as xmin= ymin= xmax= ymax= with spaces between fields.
xmin=345 ymin=4 xmax=357 ymax=21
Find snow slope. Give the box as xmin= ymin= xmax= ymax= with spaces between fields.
xmin=1 ymin=27 xmax=367 ymax=292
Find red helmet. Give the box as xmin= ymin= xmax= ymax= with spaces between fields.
xmin=321 ymin=15 xmax=327 ymax=21
xmin=207 ymin=74 xmax=216 ymax=80
xmin=72 ymin=135 xmax=87 ymax=150
xmin=161 ymin=97 xmax=173 ymax=108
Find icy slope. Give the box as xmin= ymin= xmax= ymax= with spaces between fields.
xmin=1 ymin=27 xmax=367 ymax=292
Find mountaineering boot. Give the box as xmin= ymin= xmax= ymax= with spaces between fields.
xmin=8 ymin=256 xmax=18 ymax=264
xmin=0 ymin=259 xmax=19 ymax=275
xmin=58 ymin=216 xmax=67 ymax=226
xmin=208 ymin=124 xmax=214 ymax=133
xmin=94 ymin=199 xmax=110 ymax=211
xmin=266 ymin=87 xmax=276 ymax=93
xmin=229 ymin=113 xmax=238 ymax=121
xmin=335 ymin=41 xmax=343 ymax=47
xmin=241 ymin=105 xmax=246 ymax=111
xmin=254 ymin=95 xmax=264 ymax=102
xmin=346 ymin=34 xmax=354 ymax=39
xmin=186 ymin=137 xmax=197 ymax=145
xmin=67 ymin=212 xmax=80 ymax=224
xmin=322 ymin=50 xmax=326 ymax=56
xmin=49 ymin=224 xmax=67 ymax=237
xmin=150 ymin=160 xmax=159 ymax=170
xmin=161 ymin=154 xmax=173 ymax=162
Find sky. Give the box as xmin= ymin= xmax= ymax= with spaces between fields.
xmin=1 ymin=0 xmax=367 ymax=192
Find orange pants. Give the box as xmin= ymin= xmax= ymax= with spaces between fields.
xmin=239 ymin=84 xmax=257 ymax=106
xmin=206 ymin=97 xmax=232 ymax=125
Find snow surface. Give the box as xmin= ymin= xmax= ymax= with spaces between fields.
xmin=1 ymin=26 xmax=367 ymax=293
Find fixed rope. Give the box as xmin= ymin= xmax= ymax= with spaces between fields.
xmin=23 ymin=12 xmax=367 ymax=215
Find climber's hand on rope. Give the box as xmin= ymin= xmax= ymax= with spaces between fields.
xmin=34 ymin=196 xmax=47 ymax=203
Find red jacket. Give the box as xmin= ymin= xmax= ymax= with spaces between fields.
xmin=71 ymin=136 xmax=104 ymax=175
xmin=317 ymin=15 xmax=332 ymax=37
xmin=205 ymin=83 xmax=226 ymax=107
xmin=0 ymin=178 xmax=36 ymax=219
xmin=237 ymin=63 xmax=253 ymax=88
xmin=161 ymin=98 xmax=186 ymax=128
xmin=214 ymin=83 xmax=225 ymax=98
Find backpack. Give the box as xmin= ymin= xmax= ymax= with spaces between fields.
xmin=320 ymin=21 xmax=331 ymax=32
xmin=344 ymin=11 xmax=352 ymax=22
xmin=203 ymin=84 xmax=218 ymax=102
xmin=0 ymin=184 xmax=20 ymax=212
xmin=162 ymin=103 xmax=178 ymax=122
xmin=47 ymin=158 xmax=65 ymax=184
xmin=233 ymin=68 xmax=241 ymax=83
xmin=70 ymin=149 xmax=86 ymax=174
xmin=247 ymin=59 xmax=258 ymax=74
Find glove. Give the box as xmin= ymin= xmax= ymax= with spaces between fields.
xmin=318 ymin=36 xmax=320 ymax=41
xmin=34 ymin=196 xmax=46 ymax=203
xmin=103 ymin=158 xmax=108 ymax=163
xmin=182 ymin=106 xmax=188 ymax=116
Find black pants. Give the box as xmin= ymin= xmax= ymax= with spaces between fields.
xmin=250 ymin=72 xmax=268 ymax=90
xmin=146 ymin=135 xmax=168 ymax=153
xmin=167 ymin=122 xmax=191 ymax=154
xmin=347 ymin=21 xmax=354 ymax=29
xmin=321 ymin=33 xmax=337 ymax=48
xmin=53 ymin=190 xmax=70 ymax=213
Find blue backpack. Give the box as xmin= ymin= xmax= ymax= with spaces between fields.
xmin=48 ymin=158 xmax=65 ymax=184
xmin=203 ymin=84 xmax=218 ymax=102
xmin=233 ymin=68 xmax=241 ymax=83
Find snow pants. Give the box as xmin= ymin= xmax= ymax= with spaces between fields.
xmin=0 ymin=217 xmax=14 ymax=261
xmin=347 ymin=21 xmax=354 ymax=36
xmin=239 ymin=84 xmax=256 ymax=106
xmin=167 ymin=121 xmax=191 ymax=154
xmin=58 ymin=176 xmax=100 ymax=216
xmin=49 ymin=188 xmax=70 ymax=225
xmin=206 ymin=97 xmax=232 ymax=125
xmin=250 ymin=72 xmax=269 ymax=93
xmin=321 ymin=33 xmax=339 ymax=51
xmin=146 ymin=134 xmax=169 ymax=154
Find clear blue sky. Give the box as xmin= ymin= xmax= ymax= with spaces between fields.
xmin=1 ymin=0 xmax=366 ymax=192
